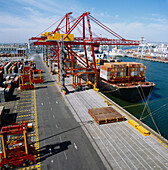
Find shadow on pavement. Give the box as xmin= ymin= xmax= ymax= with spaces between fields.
xmin=35 ymin=86 xmax=48 ymax=90
xmin=37 ymin=141 xmax=71 ymax=162
xmin=5 ymin=95 xmax=20 ymax=102
xmin=1 ymin=111 xmax=17 ymax=127
xmin=35 ymin=125 xmax=81 ymax=145
xmin=44 ymin=80 xmax=55 ymax=84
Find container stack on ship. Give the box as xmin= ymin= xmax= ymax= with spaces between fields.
xmin=99 ymin=62 xmax=155 ymax=102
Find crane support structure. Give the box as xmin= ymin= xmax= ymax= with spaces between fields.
xmin=29 ymin=12 xmax=140 ymax=93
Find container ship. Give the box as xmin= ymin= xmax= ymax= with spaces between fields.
xmin=75 ymin=50 xmax=155 ymax=102
xmin=99 ymin=62 xmax=155 ymax=102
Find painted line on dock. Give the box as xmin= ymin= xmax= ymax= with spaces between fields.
xmin=151 ymin=133 xmax=168 ymax=149
xmin=17 ymin=114 xmax=34 ymax=118
xmin=0 ymin=103 xmax=13 ymax=107
xmin=18 ymin=164 xmax=40 ymax=170
xmin=18 ymin=101 xmax=34 ymax=105
xmin=74 ymin=143 xmax=78 ymax=150
xmin=20 ymin=98 xmax=34 ymax=101
xmin=17 ymin=105 xmax=34 ymax=108
xmin=17 ymin=109 xmax=34 ymax=113
xmin=20 ymin=95 xmax=34 ymax=98
xmin=17 ymin=119 xmax=34 ymax=124
xmin=21 ymin=95 xmax=33 ymax=98
xmin=34 ymin=88 xmax=41 ymax=169
xmin=20 ymin=97 xmax=34 ymax=100
xmin=47 ymin=72 xmax=67 ymax=106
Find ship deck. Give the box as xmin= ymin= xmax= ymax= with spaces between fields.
xmin=49 ymin=58 xmax=168 ymax=169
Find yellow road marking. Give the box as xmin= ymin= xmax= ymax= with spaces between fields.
xmin=18 ymin=101 xmax=33 ymax=105
xmin=20 ymin=97 xmax=34 ymax=100
xmin=34 ymin=88 xmax=41 ymax=169
xmin=18 ymin=105 xmax=34 ymax=108
xmin=17 ymin=119 xmax=34 ymax=124
xmin=18 ymin=164 xmax=40 ymax=170
xmin=17 ymin=109 xmax=34 ymax=113
xmin=21 ymin=94 xmax=33 ymax=97
xmin=20 ymin=98 xmax=34 ymax=101
xmin=17 ymin=114 xmax=34 ymax=118
xmin=0 ymin=103 xmax=13 ymax=107
xmin=151 ymin=133 xmax=168 ymax=149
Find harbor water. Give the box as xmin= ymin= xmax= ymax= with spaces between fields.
xmin=104 ymin=56 xmax=168 ymax=140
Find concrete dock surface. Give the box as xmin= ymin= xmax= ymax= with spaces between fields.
xmin=35 ymin=54 xmax=168 ymax=170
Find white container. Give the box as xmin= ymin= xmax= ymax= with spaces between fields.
xmin=140 ymin=67 xmax=143 ymax=71
xmin=100 ymin=69 xmax=110 ymax=76
xmin=100 ymin=73 xmax=110 ymax=80
xmin=131 ymin=72 xmax=135 ymax=76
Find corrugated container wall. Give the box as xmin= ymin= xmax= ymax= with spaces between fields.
xmin=100 ymin=62 xmax=146 ymax=82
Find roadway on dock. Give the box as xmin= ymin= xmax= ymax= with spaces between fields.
xmin=49 ymin=55 xmax=168 ymax=170
xmin=34 ymin=55 xmax=105 ymax=170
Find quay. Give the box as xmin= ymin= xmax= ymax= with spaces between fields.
xmin=125 ymin=54 xmax=168 ymax=63
xmin=35 ymin=53 xmax=168 ymax=170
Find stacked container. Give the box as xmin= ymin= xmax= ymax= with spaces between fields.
xmin=18 ymin=65 xmax=23 ymax=73
xmin=100 ymin=62 xmax=127 ymax=81
xmin=100 ymin=62 xmax=146 ymax=82
xmin=0 ymin=88 xmax=5 ymax=102
xmin=100 ymin=65 xmax=111 ymax=80
xmin=4 ymin=62 xmax=11 ymax=74
xmin=0 ymin=71 xmax=3 ymax=84
xmin=126 ymin=62 xmax=146 ymax=77
xmin=0 ymin=66 xmax=4 ymax=73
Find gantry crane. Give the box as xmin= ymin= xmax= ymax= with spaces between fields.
xmin=0 ymin=123 xmax=36 ymax=169
xmin=19 ymin=62 xmax=44 ymax=90
xmin=29 ymin=12 xmax=140 ymax=93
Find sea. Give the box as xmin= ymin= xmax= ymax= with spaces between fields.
xmin=105 ymin=56 xmax=168 ymax=140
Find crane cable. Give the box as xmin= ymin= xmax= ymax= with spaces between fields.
xmin=139 ymin=85 xmax=153 ymax=120
xmin=141 ymin=104 xmax=168 ymax=120
xmin=70 ymin=16 xmax=99 ymax=38
xmin=69 ymin=16 xmax=83 ymax=36
xmin=123 ymin=96 xmax=168 ymax=109
xmin=58 ymin=16 xmax=81 ymax=33
xmin=36 ymin=16 xmax=64 ymax=37
xmin=137 ymin=86 xmax=161 ymax=135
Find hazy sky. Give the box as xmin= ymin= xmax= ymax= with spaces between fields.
xmin=0 ymin=0 xmax=168 ymax=43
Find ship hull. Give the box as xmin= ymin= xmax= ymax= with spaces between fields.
xmin=80 ymin=73 xmax=154 ymax=102
xmin=100 ymin=80 xmax=155 ymax=102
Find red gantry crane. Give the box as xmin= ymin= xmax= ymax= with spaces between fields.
xmin=0 ymin=123 xmax=36 ymax=169
xmin=29 ymin=12 xmax=139 ymax=94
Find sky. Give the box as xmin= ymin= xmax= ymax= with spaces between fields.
xmin=0 ymin=0 xmax=168 ymax=43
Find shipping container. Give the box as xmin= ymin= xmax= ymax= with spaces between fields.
xmin=100 ymin=62 xmax=146 ymax=83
